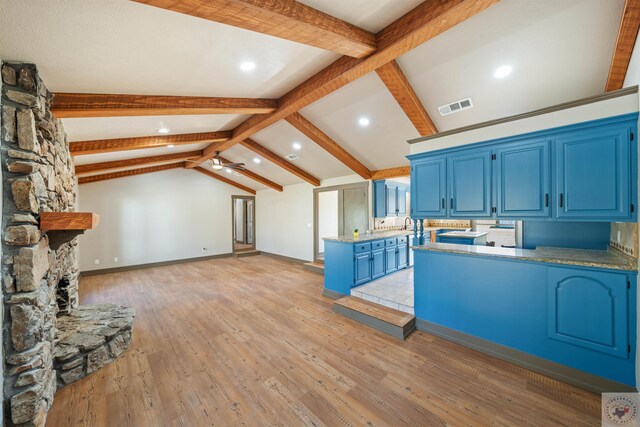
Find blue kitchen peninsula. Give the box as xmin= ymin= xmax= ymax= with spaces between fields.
xmin=412 ymin=242 xmax=638 ymax=391
xmin=436 ymin=230 xmax=487 ymax=245
xmin=323 ymin=230 xmax=412 ymax=297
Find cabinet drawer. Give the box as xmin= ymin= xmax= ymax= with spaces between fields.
xmin=371 ymin=240 xmax=384 ymax=250
xmin=398 ymin=235 xmax=408 ymax=244
xmin=385 ymin=238 xmax=397 ymax=246
xmin=354 ymin=242 xmax=371 ymax=253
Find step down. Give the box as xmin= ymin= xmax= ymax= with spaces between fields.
xmin=233 ymin=250 xmax=260 ymax=258
xmin=333 ymin=296 xmax=415 ymax=340
xmin=303 ymin=261 xmax=324 ymax=275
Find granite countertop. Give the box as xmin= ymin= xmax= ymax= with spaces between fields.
xmin=438 ymin=231 xmax=488 ymax=238
xmin=411 ymin=242 xmax=638 ymax=272
xmin=323 ymin=229 xmax=413 ymax=243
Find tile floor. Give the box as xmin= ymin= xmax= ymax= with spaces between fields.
xmin=351 ymin=268 xmax=414 ymax=314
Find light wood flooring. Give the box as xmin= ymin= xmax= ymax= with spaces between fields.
xmin=47 ymin=255 xmax=600 ymax=426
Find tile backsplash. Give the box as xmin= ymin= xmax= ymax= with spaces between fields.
xmin=610 ymin=222 xmax=638 ymax=257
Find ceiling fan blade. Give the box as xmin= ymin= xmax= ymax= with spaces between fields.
xmin=224 ymin=162 xmax=245 ymax=167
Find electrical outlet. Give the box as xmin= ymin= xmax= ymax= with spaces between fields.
xmin=114 ymin=257 xmax=118 ymax=263
xmin=94 ymin=259 xmax=100 ymax=265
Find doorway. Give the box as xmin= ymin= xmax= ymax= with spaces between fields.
xmin=313 ymin=182 xmax=369 ymax=262
xmin=232 ymin=195 xmax=255 ymax=253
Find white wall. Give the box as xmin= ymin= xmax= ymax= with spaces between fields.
xmin=255 ymin=174 xmax=367 ymax=261
xmin=317 ymin=190 xmax=338 ymax=253
xmin=410 ymin=92 xmax=639 ymax=155
xmin=256 ymin=182 xmax=315 ymax=261
xmin=78 ymin=168 xmax=251 ymax=271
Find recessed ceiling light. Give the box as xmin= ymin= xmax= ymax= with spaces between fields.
xmin=253 ymin=157 xmax=261 ymax=164
xmin=157 ymin=127 xmax=170 ymax=134
xmin=240 ymin=61 xmax=256 ymax=72
xmin=358 ymin=117 xmax=370 ymax=127
xmin=494 ymin=65 xmax=513 ymax=79
xmin=167 ymin=144 xmax=174 ymax=148
xmin=226 ymin=168 xmax=232 ymax=173
xmin=292 ymin=142 xmax=302 ymax=150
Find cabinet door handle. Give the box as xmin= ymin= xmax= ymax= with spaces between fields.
xmin=545 ymin=193 xmax=549 ymax=207
xmin=559 ymin=193 xmax=563 ymax=208
xmin=441 ymin=198 xmax=445 ymax=209
xmin=450 ymin=198 xmax=454 ymax=209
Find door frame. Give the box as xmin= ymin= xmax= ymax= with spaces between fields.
xmin=313 ymin=181 xmax=370 ymax=262
xmin=231 ymin=195 xmax=256 ymax=253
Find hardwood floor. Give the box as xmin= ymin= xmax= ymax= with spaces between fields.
xmin=47 ymin=255 xmax=600 ymax=426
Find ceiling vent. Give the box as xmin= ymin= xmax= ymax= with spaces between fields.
xmin=233 ymin=172 xmax=242 ymax=177
xmin=437 ymin=97 xmax=473 ymax=116
xmin=284 ymin=153 xmax=299 ymax=160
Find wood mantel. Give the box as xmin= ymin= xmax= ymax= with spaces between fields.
xmin=40 ymin=212 xmax=100 ymax=232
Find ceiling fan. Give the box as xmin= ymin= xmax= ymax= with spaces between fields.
xmin=187 ymin=152 xmax=245 ymax=171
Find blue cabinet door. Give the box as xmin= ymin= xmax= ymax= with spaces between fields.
xmin=448 ymin=149 xmax=492 ymax=217
xmin=547 ymin=267 xmax=629 ymax=359
xmin=397 ymin=244 xmax=408 ymax=269
xmin=371 ymin=248 xmax=385 ymax=279
xmin=397 ymin=187 xmax=407 ymax=216
xmin=495 ymin=139 xmax=550 ymax=218
xmin=354 ymin=252 xmax=371 ymax=286
xmin=386 ymin=184 xmax=397 ymax=216
xmin=555 ymin=126 xmax=631 ymax=220
xmin=385 ymin=246 xmax=398 ymax=273
xmin=411 ymin=157 xmax=446 ymax=218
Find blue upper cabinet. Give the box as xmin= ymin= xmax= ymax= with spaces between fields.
xmin=411 ymin=157 xmax=446 ymax=218
xmin=448 ymin=149 xmax=492 ymax=217
xmin=373 ymin=180 xmax=409 ymax=218
xmin=408 ymin=113 xmax=638 ymax=222
xmin=556 ymin=125 xmax=632 ymax=220
xmin=494 ymin=139 xmax=551 ymax=218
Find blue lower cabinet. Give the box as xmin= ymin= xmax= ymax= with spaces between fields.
xmin=354 ymin=252 xmax=371 ymax=285
xmin=397 ymin=244 xmax=408 ymax=269
xmin=385 ymin=246 xmax=398 ymax=273
xmin=414 ymin=250 xmax=636 ymax=387
xmin=371 ymin=248 xmax=385 ymax=279
xmin=324 ymin=238 xmax=411 ymax=295
xmin=547 ymin=267 xmax=628 ymax=359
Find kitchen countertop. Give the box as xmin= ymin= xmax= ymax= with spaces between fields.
xmin=411 ymin=242 xmax=638 ymax=271
xmin=323 ymin=229 xmax=413 ymax=243
xmin=438 ymin=231 xmax=488 ymax=238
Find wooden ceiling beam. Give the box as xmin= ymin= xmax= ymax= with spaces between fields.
xmin=375 ymin=60 xmax=437 ymax=136
xmin=370 ymin=166 xmax=410 ymax=180
xmin=605 ymin=0 xmax=640 ymax=92
xmin=192 ymin=167 xmax=257 ymax=195
xmin=217 ymin=156 xmax=283 ymax=191
xmin=75 ymin=150 xmax=202 ymax=175
xmin=133 ymin=0 xmax=376 ymax=58
xmin=70 ymin=131 xmax=231 ymax=155
xmin=189 ymin=0 xmax=499 ymax=167
xmin=239 ymin=138 xmax=320 ymax=186
xmin=52 ymin=93 xmax=278 ymax=118
xmin=78 ymin=163 xmax=182 ymax=184
xmin=285 ymin=112 xmax=371 ymax=179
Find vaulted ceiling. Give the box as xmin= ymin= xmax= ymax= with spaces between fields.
xmin=1 ymin=0 xmax=638 ymax=191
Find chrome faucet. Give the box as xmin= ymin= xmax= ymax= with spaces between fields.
xmin=404 ymin=216 xmax=412 ymax=230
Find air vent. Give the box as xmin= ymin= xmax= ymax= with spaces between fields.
xmin=437 ymin=97 xmax=473 ymax=116
xmin=284 ymin=153 xmax=299 ymax=160
xmin=233 ymin=172 xmax=241 ymax=176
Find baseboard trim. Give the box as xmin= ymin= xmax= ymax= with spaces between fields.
xmin=322 ymin=288 xmax=345 ymax=300
xmin=80 ymin=253 xmax=233 ymax=276
xmin=259 ymin=251 xmax=309 ymax=265
xmin=415 ymin=318 xmax=634 ymax=394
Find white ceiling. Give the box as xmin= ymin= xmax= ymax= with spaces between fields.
xmin=0 ymin=0 xmax=629 ymax=192
xmin=397 ymin=0 xmax=625 ymax=132
xmin=62 ymin=114 xmax=247 ymax=142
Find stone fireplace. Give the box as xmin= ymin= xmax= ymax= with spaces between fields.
xmin=1 ymin=61 xmax=134 ymax=426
